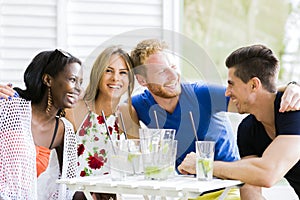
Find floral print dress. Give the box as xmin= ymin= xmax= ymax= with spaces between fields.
xmin=76 ymin=110 xmax=122 ymax=177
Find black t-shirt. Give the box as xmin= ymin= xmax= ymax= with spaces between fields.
xmin=238 ymin=92 xmax=300 ymax=197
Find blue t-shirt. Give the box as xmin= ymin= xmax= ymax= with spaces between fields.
xmin=238 ymin=92 xmax=300 ymax=197
xmin=132 ymin=82 xmax=240 ymax=169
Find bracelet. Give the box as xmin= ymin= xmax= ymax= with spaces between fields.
xmin=287 ymin=81 xmax=299 ymax=86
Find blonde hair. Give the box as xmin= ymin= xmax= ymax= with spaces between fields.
xmin=131 ymin=39 xmax=168 ymax=77
xmin=84 ymin=45 xmax=134 ymax=104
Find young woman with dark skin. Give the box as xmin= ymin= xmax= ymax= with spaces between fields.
xmin=0 ymin=46 xmax=134 ymax=200
xmin=0 ymin=49 xmax=83 ymax=199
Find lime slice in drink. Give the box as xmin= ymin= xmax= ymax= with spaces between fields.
xmin=127 ymin=153 xmax=138 ymax=162
xmin=145 ymin=166 xmax=161 ymax=176
xmin=198 ymin=159 xmax=212 ymax=174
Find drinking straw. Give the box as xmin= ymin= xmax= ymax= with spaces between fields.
xmin=189 ymin=111 xmax=207 ymax=178
xmin=189 ymin=111 xmax=199 ymax=141
xmin=101 ymin=110 xmax=116 ymax=154
xmin=118 ymin=112 xmax=136 ymax=174
xmin=118 ymin=112 xmax=128 ymax=139
xmin=153 ymin=110 xmax=161 ymax=147
xmin=153 ymin=110 xmax=159 ymax=129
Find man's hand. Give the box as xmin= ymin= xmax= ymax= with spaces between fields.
xmin=0 ymin=83 xmax=16 ymax=100
xmin=177 ymin=152 xmax=197 ymax=175
xmin=279 ymin=83 xmax=300 ymax=112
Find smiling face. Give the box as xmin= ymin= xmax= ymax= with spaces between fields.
xmin=140 ymin=52 xmax=181 ymax=98
xmin=225 ymin=67 xmax=255 ymax=114
xmin=50 ymin=62 xmax=83 ymax=109
xmin=98 ymin=54 xmax=129 ymax=99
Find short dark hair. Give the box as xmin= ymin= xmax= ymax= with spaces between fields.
xmin=15 ymin=49 xmax=81 ymax=103
xmin=225 ymin=44 xmax=279 ymax=93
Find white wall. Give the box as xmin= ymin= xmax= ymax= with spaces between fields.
xmin=0 ymin=0 xmax=182 ymax=87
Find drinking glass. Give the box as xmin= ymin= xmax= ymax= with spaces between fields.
xmin=195 ymin=141 xmax=215 ymax=181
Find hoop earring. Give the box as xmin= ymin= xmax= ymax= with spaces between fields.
xmin=46 ymin=87 xmax=53 ymax=115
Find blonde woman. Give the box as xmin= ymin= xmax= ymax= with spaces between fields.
xmin=67 ymin=46 xmax=135 ymax=200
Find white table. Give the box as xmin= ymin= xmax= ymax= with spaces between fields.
xmin=57 ymin=175 xmax=243 ymax=200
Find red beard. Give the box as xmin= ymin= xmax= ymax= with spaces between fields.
xmin=147 ymin=83 xmax=180 ymax=98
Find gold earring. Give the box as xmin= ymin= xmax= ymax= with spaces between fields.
xmin=46 ymin=87 xmax=52 ymax=115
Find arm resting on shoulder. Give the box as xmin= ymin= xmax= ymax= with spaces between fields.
xmin=0 ymin=84 xmax=16 ymax=100
xmin=279 ymin=82 xmax=300 ymax=112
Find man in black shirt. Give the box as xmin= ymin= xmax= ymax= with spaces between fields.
xmin=179 ymin=44 xmax=300 ymax=199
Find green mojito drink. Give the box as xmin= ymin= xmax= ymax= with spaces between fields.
xmin=127 ymin=152 xmax=143 ymax=175
xmin=196 ymin=157 xmax=213 ymax=181
xmin=140 ymin=139 xmax=177 ymax=180
xmin=110 ymin=155 xmax=128 ymax=181
xmin=108 ymin=140 xmax=138 ymax=181
xmin=144 ymin=165 xmax=174 ymax=180
xmin=195 ymin=141 xmax=215 ymax=181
